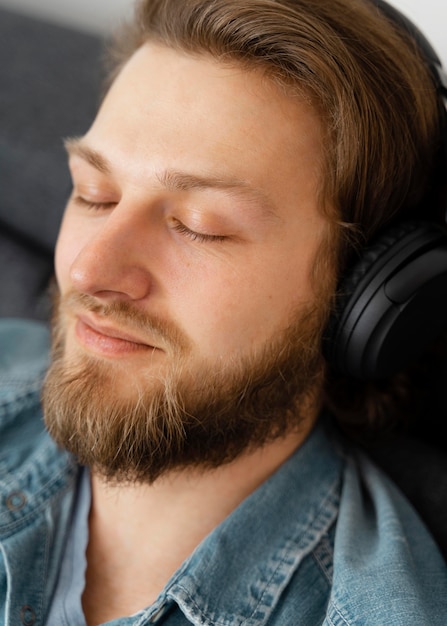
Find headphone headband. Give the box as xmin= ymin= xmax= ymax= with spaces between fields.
xmin=323 ymin=1 xmax=447 ymax=380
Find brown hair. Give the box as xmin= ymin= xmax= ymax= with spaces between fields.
xmin=109 ymin=0 xmax=441 ymax=239
xmin=106 ymin=0 xmax=443 ymax=435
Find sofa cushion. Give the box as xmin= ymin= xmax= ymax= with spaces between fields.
xmin=0 ymin=8 xmax=103 ymax=251
xmin=0 ymin=8 xmax=103 ymax=319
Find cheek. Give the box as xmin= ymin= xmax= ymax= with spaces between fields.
xmin=178 ymin=252 xmax=313 ymax=359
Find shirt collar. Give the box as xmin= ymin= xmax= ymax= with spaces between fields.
xmin=147 ymin=421 xmax=343 ymax=626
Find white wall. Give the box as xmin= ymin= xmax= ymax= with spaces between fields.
xmin=392 ymin=0 xmax=447 ymax=64
xmin=0 ymin=0 xmax=134 ymax=34
xmin=0 ymin=0 xmax=445 ymax=64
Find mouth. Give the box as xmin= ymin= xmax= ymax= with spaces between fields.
xmin=74 ymin=314 xmax=160 ymax=358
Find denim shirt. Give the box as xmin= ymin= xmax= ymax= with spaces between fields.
xmin=0 ymin=318 xmax=446 ymax=626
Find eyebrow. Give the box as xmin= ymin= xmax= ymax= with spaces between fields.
xmin=65 ymin=136 xmax=278 ymax=218
xmin=65 ymin=137 xmax=111 ymax=175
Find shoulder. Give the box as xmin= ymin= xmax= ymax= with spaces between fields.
xmin=0 ymin=317 xmax=50 ymax=430
xmin=0 ymin=318 xmax=76 ymax=497
xmin=0 ymin=317 xmax=50 ymax=388
xmin=0 ymin=318 xmax=50 ymax=376
xmin=328 ymin=446 xmax=447 ymax=625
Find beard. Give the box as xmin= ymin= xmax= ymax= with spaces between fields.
xmin=42 ymin=289 xmax=328 ymax=484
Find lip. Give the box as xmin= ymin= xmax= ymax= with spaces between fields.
xmin=75 ymin=314 xmax=159 ymax=357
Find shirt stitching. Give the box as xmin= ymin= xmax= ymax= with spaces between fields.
xmin=312 ymin=531 xmax=334 ymax=585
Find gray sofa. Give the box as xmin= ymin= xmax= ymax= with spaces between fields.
xmin=1 ymin=7 xmax=446 ymax=561
xmin=0 ymin=7 xmax=103 ymax=319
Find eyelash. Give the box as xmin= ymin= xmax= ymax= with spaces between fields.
xmin=73 ymin=196 xmax=115 ymax=212
xmin=73 ymin=196 xmax=227 ymax=243
xmin=172 ymin=220 xmax=227 ymax=243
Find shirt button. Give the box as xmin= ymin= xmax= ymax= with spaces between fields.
xmin=20 ymin=605 xmax=36 ymax=625
xmin=5 ymin=491 xmax=27 ymax=511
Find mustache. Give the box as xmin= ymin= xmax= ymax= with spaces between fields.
xmin=57 ymin=290 xmax=191 ymax=353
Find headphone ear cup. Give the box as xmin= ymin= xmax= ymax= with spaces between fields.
xmin=324 ymin=221 xmax=447 ymax=379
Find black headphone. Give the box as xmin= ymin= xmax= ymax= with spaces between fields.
xmin=323 ymin=0 xmax=447 ymax=380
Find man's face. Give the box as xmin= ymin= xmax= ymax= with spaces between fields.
xmin=44 ymin=43 xmax=331 ymax=482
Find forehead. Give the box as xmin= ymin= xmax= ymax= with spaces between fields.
xmin=83 ymin=42 xmax=324 ymax=221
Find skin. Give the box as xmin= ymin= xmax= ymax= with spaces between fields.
xmin=55 ymin=42 xmax=330 ymax=623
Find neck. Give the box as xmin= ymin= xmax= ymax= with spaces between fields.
xmin=82 ymin=417 xmax=317 ymax=624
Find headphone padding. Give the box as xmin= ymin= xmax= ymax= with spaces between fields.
xmin=324 ymin=221 xmax=447 ymax=379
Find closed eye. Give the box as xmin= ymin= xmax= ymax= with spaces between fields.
xmin=172 ymin=219 xmax=228 ymax=243
xmin=72 ymin=196 xmax=117 ymax=212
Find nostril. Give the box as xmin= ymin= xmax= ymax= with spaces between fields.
xmin=69 ymin=249 xmax=153 ymax=302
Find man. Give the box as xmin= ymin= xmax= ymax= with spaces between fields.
xmin=1 ymin=0 xmax=446 ymax=624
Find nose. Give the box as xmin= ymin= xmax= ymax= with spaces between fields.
xmin=69 ymin=205 xmax=154 ymax=302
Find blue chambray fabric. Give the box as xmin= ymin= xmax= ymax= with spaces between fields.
xmin=46 ymin=469 xmax=91 ymax=625
xmin=0 ymin=318 xmax=446 ymax=626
